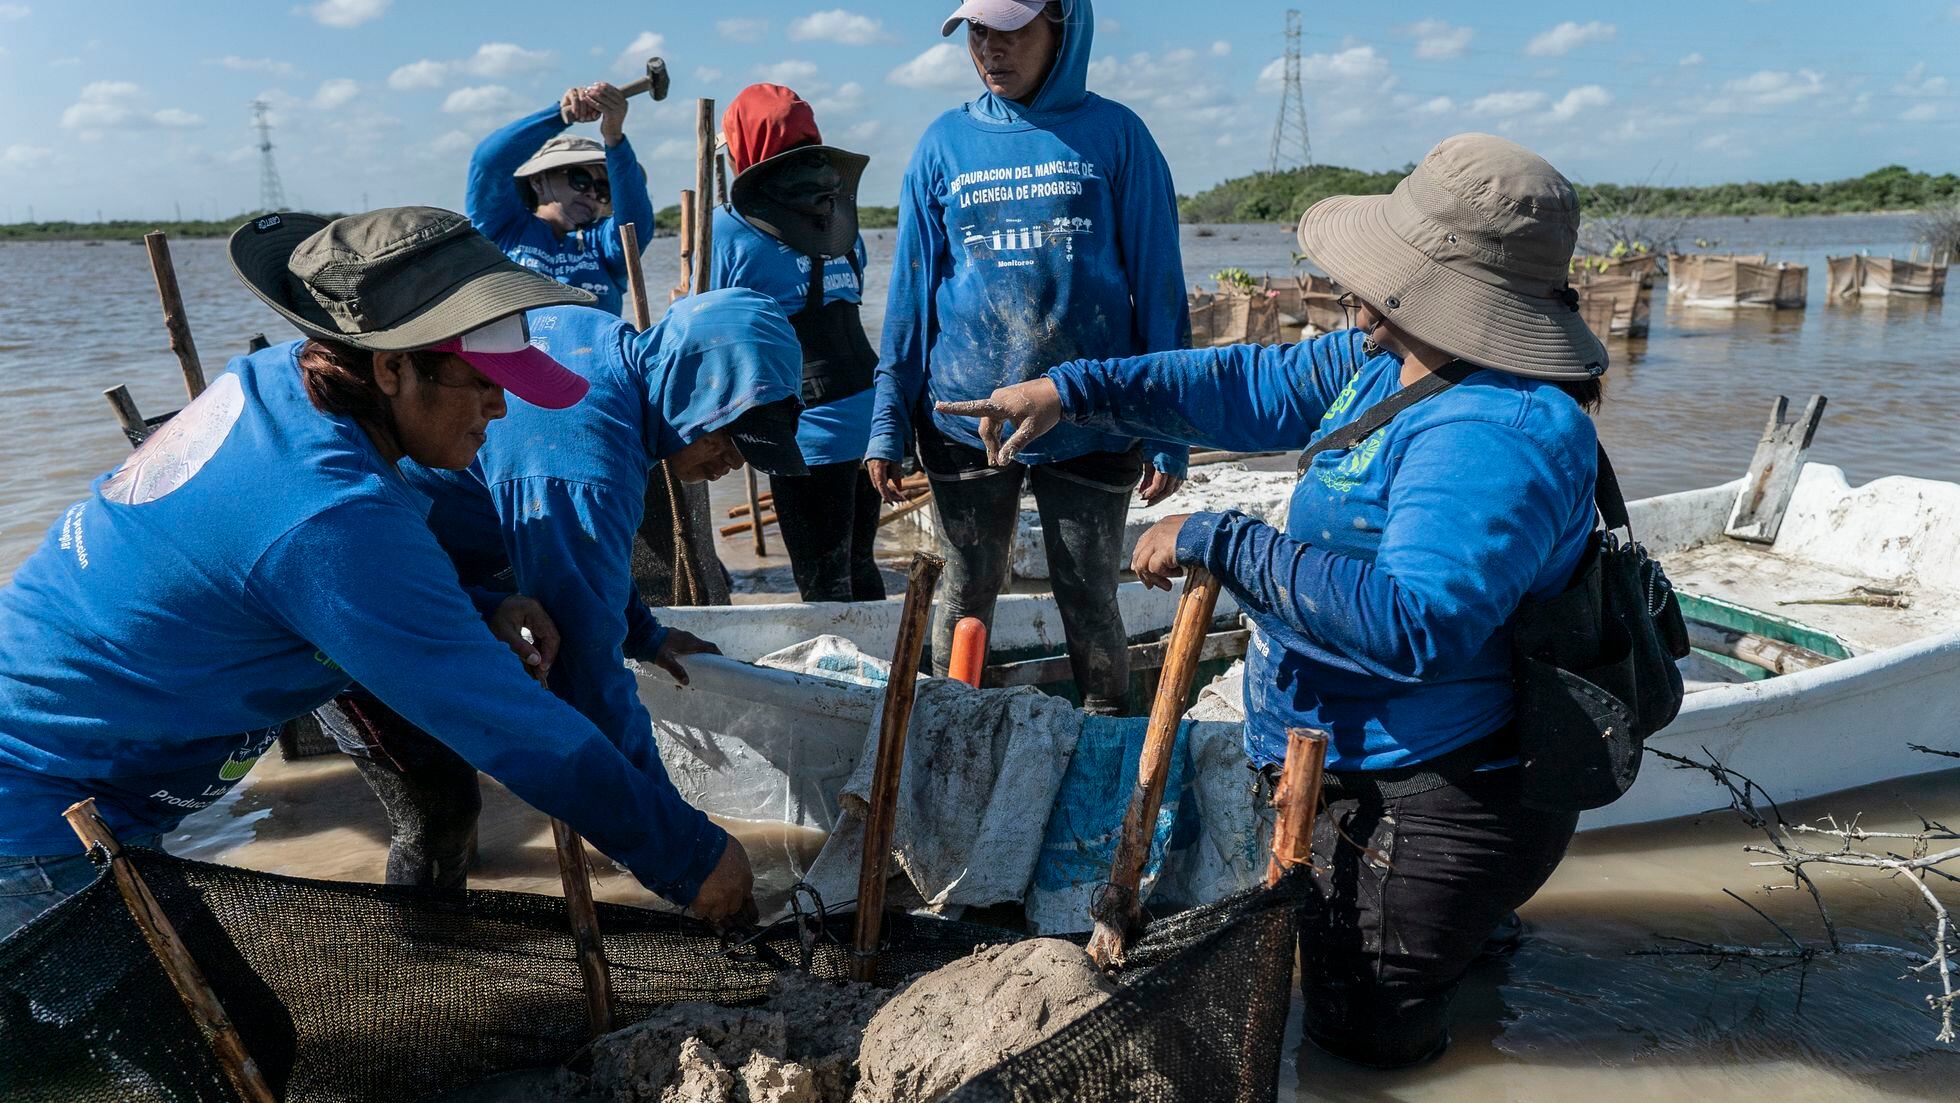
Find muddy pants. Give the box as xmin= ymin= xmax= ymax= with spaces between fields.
xmin=319 ymin=690 xmax=481 ymax=893
xmin=771 ymin=461 xmax=887 ymax=603
xmin=1300 ymin=754 xmax=1578 ymax=1068
xmin=917 ymin=422 xmax=1141 ymax=715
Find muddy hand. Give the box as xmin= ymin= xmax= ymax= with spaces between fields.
xmin=652 ymin=628 xmax=720 ymax=687
xmin=689 ymin=836 xmax=757 ymax=927
xmin=866 ymin=459 xmax=910 ymax=506
xmin=490 ymin=594 xmax=560 ymax=677
xmin=1137 ymin=470 xmax=1184 ymax=507
xmin=936 ymin=378 xmax=1064 ymax=467
xmin=1130 ymin=514 xmax=1191 ymax=591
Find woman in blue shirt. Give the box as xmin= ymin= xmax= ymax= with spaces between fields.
xmin=0 ymin=208 xmax=755 ymax=938
xmin=867 ymin=0 xmax=1190 ymax=711
xmin=942 ymin=135 xmax=1609 ymax=1068
xmin=710 ymin=84 xmax=885 ymax=602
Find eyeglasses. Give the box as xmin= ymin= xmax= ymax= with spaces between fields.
xmin=563 ymin=166 xmax=610 ymax=202
xmin=1337 ymin=291 xmax=1360 ymax=328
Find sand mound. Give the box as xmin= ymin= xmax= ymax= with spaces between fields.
xmin=851 ymin=939 xmax=1117 ymax=1103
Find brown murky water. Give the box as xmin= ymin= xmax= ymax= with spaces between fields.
xmin=6 ymin=220 xmax=1959 ymax=1093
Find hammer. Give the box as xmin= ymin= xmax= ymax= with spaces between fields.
xmin=561 ymin=56 xmax=671 ymax=123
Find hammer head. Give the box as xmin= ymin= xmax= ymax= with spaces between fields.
xmin=643 ymin=57 xmax=670 ymax=101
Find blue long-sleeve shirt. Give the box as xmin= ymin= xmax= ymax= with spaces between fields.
xmin=867 ymin=0 xmax=1191 ymax=477
xmin=1047 ymin=330 xmax=1599 ymax=770
xmin=467 ymin=103 xmax=655 ymax=316
xmin=0 ymin=345 xmax=727 ymax=903
xmin=710 ymin=206 xmax=874 ymax=466
xmin=401 ymin=293 xmax=803 ymax=887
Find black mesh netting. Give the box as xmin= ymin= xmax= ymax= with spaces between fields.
xmin=0 ymin=849 xmax=1306 ymax=1103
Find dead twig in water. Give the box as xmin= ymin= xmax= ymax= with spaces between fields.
xmin=1642 ymin=745 xmax=1958 ymax=1044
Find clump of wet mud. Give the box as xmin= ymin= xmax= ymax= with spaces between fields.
xmin=852 ymin=939 xmax=1116 ymax=1103
xmin=434 ymin=939 xmax=1114 ymax=1103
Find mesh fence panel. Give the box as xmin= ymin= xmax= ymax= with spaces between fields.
xmin=0 ymin=849 xmax=1302 ymax=1103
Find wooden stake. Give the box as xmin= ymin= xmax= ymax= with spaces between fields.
xmin=714 ymin=148 xmax=729 ymax=207
xmin=1086 ymin=568 xmax=1223 ymax=969
xmin=618 ymin=221 xmax=652 ymax=331
xmin=745 ymin=464 xmax=768 ymax=557
xmin=692 ymin=99 xmax=716 ymax=297
xmin=1266 ymin=729 xmax=1327 ymax=887
xmin=851 ymin=552 xmax=945 ymax=983
xmin=143 ymin=231 xmax=205 ymax=400
xmin=675 ymin=188 xmax=696 ymax=301
xmin=528 ymin=664 xmax=615 ymax=1037
xmin=552 ymin=818 xmax=616 ymax=1037
xmin=63 ymin=799 xmax=277 ymax=1103
xmin=103 ymin=385 xmax=147 ymax=448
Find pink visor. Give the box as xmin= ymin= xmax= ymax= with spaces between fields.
xmin=432 ymin=313 xmax=589 ymax=410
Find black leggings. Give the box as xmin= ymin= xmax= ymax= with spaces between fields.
xmin=318 ymin=690 xmax=481 ymax=892
xmin=770 ymin=460 xmax=886 ymax=603
xmin=1300 ymin=763 xmax=1578 ymax=1068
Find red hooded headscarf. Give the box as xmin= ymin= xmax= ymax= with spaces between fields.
xmin=722 ymin=84 xmax=822 ymax=175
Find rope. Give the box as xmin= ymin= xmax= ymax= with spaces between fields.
xmin=660 ymin=460 xmax=701 ymax=607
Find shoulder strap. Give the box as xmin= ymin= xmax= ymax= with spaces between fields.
xmin=1594 ymin=443 xmax=1632 ymax=534
xmin=1296 ymin=360 xmax=1479 ymax=474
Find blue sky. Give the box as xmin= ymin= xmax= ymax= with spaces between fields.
xmin=0 ymin=0 xmax=1956 ymax=221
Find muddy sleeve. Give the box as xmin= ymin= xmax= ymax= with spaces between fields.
xmin=867 ymin=151 xmax=946 ymax=463
xmin=467 ymin=104 xmax=565 ymax=246
xmin=249 ymin=500 xmax=726 ymax=905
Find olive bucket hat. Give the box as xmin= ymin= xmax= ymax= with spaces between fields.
xmin=1295 ymin=133 xmax=1607 ymax=380
xmin=229 ymin=207 xmax=597 ymax=408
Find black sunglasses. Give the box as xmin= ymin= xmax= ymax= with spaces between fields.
xmin=563 ymin=166 xmax=610 ymax=201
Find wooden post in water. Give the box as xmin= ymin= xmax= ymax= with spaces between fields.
xmin=63 ymin=799 xmax=277 ymax=1103
xmin=103 ymin=385 xmax=147 ymax=448
xmin=528 ymin=663 xmax=616 ymax=1038
xmin=143 ymin=231 xmax=205 ymax=400
xmin=675 ymin=189 xmax=696 ymax=301
xmin=1087 ymin=568 xmax=1223 ymax=969
xmin=692 ymin=99 xmax=716 ymax=297
xmin=1267 ymin=729 xmax=1327 ymax=887
xmin=618 ymin=222 xmax=651 ymax=331
xmin=851 ymin=552 xmax=945 ymax=983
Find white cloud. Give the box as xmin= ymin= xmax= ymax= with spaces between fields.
xmin=431 ymin=130 xmax=475 ymax=156
xmin=1720 ymin=68 xmax=1825 ymax=108
xmin=1550 ymin=84 xmax=1611 ymax=121
xmin=888 ymin=43 xmax=970 ymax=90
xmin=813 ymin=81 xmax=867 ymax=114
xmin=210 ymin=55 xmax=296 ymax=76
xmin=615 ymin=32 xmax=664 ymax=77
xmin=1679 ymin=52 xmax=1705 ymax=67
xmin=388 ymin=43 xmax=555 ymax=91
xmin=311 ymin=78 xmax=360 ymax=110
xmin=695 ymin=66 xmax=725 ymax=84
xmin=1902 ymin=102 xmax=1940 ymax=122
xmin=60 ymin=82 xmax=205 ymax=132
xmin=844 ymin=119 xmax=882 ymax=145
xmin=1525 ymin=21 xmax=1617 ymax=58
xmin=293 ymin=0 xmax=388 ymax=29
xmin=2 ymin=144 xmax=53 ymax=170
xmin=789 ymin=9 xmax=885 ymax=46
xmin=755 ymin=59 xmax=821 ymax=87
xmin=0 ymin=3 xmax=29 ymax=18
xmin=1470 ymin=89 xmax=1548 ymax=116
xmin=1211 ymin=41 xmax=1231 ymax=57
xmin=1415 ymin=95 xmax=1455 ymax=115
xmin=1406 ymin=19 xmax=1472 ymax=60
xmin=1895 ymin=62 xmax=1949 ymax=98
xmin=387 ymin=59 xmax=446 ymax=90
xmin=717 ymin=18 xmax=770 ymax=43
xmin=1287 ymin=45 xmax=1391 ymax=89
xmin=442 ymin=85 xmax=523 ymax=115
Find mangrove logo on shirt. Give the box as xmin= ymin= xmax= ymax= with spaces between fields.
xmin=101 ymin=372 xmax=245 ymax=506
xmin=960 ymin=215 xmax=1097 ymax=267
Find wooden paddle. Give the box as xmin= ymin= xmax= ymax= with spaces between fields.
xmin=1086 ymin=567 xmax=1223 ymax=969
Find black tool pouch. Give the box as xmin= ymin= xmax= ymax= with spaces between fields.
xmin=1510 ymin=446 xmax=1691 ymax=812
xmin=789 ymin=253 xmax=877 ymax=407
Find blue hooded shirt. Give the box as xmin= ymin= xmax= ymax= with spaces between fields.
xmin=467 ymin=103 xmax=657 ymax=317
xmin=0 ymin=343 xmax=740 ymax=904
xmin=401 ymin=293 xmax=803 ymax=890
xmin=710 ymin=207 xmax=875 ymax=466
xmin=867 ymin=0 xmax=1192 ymax=476
xmin=1046 ymin=330 xmax=1600 ymax=771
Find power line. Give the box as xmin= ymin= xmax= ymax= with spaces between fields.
xmin=252 ymin=100 xmax=287 ymax=214
xmin=1269 ymin=9 xmax=1313 ymax=173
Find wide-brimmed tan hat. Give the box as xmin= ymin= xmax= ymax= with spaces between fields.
xmin=514 ymin=135 xmax=606 ymax=178
xmin=1296 ymin=133 xmax=1606 ymax=380
xmin=229 ymin=208 xmax=597 ymax=400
